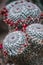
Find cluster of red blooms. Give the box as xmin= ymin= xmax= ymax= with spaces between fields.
xmin=0 ymin=7 xmax=8 ymax=17
xmin=0 ymin=8 xmax=8 ymax=56
xmin=3 ymin=18 xmax=28 ymax=31
xmin=0 ymin=43 xmax=8 ymax=56
xmin=3 ymin=18 xmax=14 ymax=26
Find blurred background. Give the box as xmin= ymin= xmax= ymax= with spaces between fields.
xmin=0 ymin=0 xmax=43 ymax=33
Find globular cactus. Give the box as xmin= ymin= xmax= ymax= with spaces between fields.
xmin=6 ymin=0 xmax=41 ymax=20
xmin=25 ymin=23 xmax=43 ymax=65
xmin=26 ymin=23 xmax=43 ymax=44
xmin=3 ymin=31 xmax=29 ymax=65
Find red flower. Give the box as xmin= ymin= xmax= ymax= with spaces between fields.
xmin=15 ymin=27 xmax=18 ymax=31
xmin=10 ymin=22 xmax=14 ymax=26
xmin=0 ymin=43 xmax=3 ymax=49
xmin=22 ymin=24 xmax=27 ymax=28
xmin=0 ymin=7 xmax=8 ymax=16
xmin=40 ymin=12 xmax=43 ymax=16
xmin=24 ymin=44 xmax=28 ymax=47
xmin=3 ymin=50 xmax=8 ymax=56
